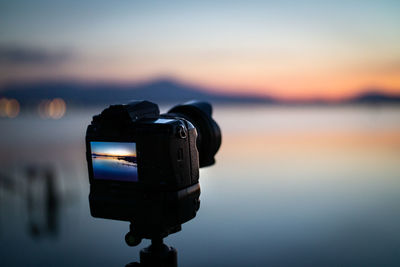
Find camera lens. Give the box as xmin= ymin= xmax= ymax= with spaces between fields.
xmin=167 ymin=101 xmax=221 ymax=167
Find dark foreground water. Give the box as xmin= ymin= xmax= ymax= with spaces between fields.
xmin=1 ymin=105 xmax=400 ymax=266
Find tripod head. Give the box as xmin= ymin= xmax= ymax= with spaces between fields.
xmin=125 ymin=237 xmax=178 ymax=267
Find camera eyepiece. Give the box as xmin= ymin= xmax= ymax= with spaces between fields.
xmin=168 ymin=101 xmax=221 ymax=167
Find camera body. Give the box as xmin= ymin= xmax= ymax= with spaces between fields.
xmin=86 ymin=100 xmax=221 ymax=240
xmin=86 ymin=100 xmax=200 ymax=191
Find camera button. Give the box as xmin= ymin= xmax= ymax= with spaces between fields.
xmin=177 ymin=125 xmax=187 ymax=139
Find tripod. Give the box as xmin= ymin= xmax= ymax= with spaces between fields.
xmin=125 ymin=237 xmax=177 ymax=267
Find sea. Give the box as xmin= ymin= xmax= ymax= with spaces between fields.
xmin=0 ymin=105 xmax=400 ymax=266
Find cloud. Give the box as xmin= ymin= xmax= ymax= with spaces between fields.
xmin=0 ymin=45 xmax=73 ymax=65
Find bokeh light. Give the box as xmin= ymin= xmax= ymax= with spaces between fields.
xmin=0 ymin=98 xmax=7 ymax=117
xmin=38 ymin=98 xmax=66 ymax=119
xmin=0 ymin=98 xmax=20 ymax=118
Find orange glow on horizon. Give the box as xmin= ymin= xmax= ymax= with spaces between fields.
xmin=175 ymin=65 xmax=400 ymax=101
xmin=92 ymin=150 xmax=136 ymax=157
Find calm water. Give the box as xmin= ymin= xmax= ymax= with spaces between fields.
xmin=1 ymin=105 xmax=400 ymax=266
xmin=92 ymin=157 xmax=138 ymax=181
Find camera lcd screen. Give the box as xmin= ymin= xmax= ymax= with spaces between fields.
xmin=90 ymin=141 xmax=138 ymax=182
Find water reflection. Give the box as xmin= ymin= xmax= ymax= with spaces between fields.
xmin=0 ymin=163 xmax=76 ymax=241
xmin=0 ymin=171 xmax=16 ymax=194
xmin=0 ymin=106 xmax=400 ymax=266
xmin=25 ymin=165 xmax=59 ymax=238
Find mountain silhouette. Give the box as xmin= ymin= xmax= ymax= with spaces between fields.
xmin=346 ymin=90 xmax=400 ymax=104
xmin=0 ymin=79 xmax=399 ymax=107
xmin=0 ymin=78 xmax=274 ymax=107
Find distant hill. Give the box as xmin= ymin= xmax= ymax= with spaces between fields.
xmin=346 ymin=91 xmax=400 ymax=104
xmin=0 ymin=79 xmax=399 ymax=107
xmin=0 ymin=78 xmax=275 ymax=107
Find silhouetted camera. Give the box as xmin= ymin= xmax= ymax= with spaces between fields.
xmin=86 ymin=100 xmax=221 ymax=188
xmin=86 ymin=100 xmax=221 ymax=242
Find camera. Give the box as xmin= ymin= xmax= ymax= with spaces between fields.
xmin=86 ymin=100 xmax=221 ymax=189
xmin=86 ymin=100 xmax=221 ymax=241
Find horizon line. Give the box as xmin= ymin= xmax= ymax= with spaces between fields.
xmin=1 ymin=76 xmax=400 ymax=102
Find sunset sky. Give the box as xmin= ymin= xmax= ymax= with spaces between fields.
xmin=91 ymin=142 xmax=136 ymax=157
xmin=1 ymin=0 xmax=399 ymax=99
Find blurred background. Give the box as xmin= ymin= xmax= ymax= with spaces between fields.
xmin=1 ymin=1 xmax=400 ymax=266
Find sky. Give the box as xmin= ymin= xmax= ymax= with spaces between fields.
xmin=0 ymin=0 xmax=399 ymax=99
xmin=91 ymin=141 xmax=136 ymax=157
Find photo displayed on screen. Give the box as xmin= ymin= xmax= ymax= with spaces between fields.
xmin=90 ymin=141 xmax=138 ymax=182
